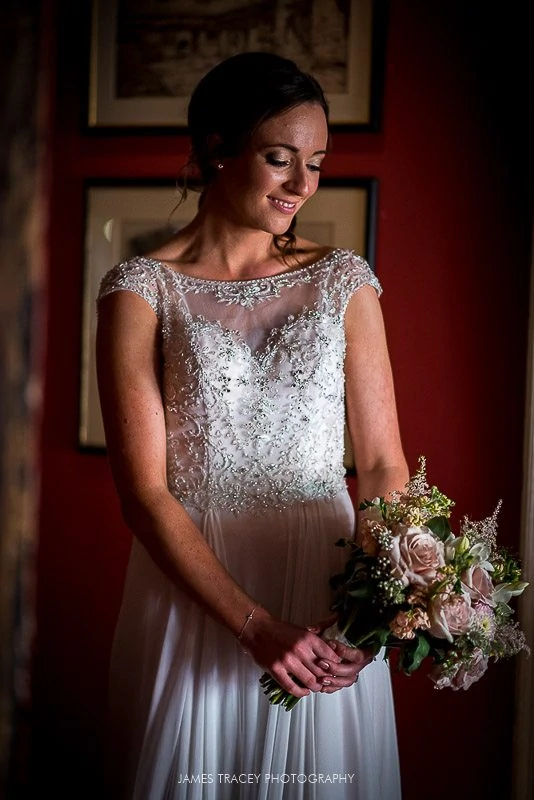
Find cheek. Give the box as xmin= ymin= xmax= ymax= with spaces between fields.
xmin=309 ymin=175 xmax=321 ymax=196
xmin=303 ymin=171 xmax=321 ymax=198
xmin=238 ymin=166 xmax=277 ymax=196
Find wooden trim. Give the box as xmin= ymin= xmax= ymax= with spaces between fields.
xmin=512 ymin=217 xmax=534 ymax=800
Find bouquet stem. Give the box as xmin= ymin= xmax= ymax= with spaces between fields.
xmin=259 ymin=673 xmax=303 ymax=711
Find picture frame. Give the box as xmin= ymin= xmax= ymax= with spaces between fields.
xmin=87 ymin=0 xmax=386 ymax=132
xmin=79 ymin=177 xmax=378 ymax=474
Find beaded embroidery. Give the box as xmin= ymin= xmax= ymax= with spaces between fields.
xmin=98 ymin=249 xmax=381 ymax=515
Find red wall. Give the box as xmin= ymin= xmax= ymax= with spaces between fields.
xmin=34 ymin=2 xmax=532 ymax=798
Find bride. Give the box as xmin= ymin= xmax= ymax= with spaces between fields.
xmin=96 ymin=51 xmax=408 ymax=799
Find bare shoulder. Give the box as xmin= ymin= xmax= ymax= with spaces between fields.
xmin=293 ymin=237 xmax=334 ymax=267
xmin=144 ymin=231 xmax=191 ymax=266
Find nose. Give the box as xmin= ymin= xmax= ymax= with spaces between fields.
xmin=284 ymin=163 xmax=310 ymax=198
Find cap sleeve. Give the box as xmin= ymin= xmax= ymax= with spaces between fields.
xmin=97 ymin=257 xmax=161 ymax=317
xmin=326 ymin=249 xmax=382 ymax=315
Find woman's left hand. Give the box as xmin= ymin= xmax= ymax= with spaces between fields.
xmin=308 ymin=616 xmax=374 ymax=694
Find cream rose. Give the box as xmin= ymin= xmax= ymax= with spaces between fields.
xmin=386 ymin=525 xmax=445 ymax=588
xmin=359 ymin=504 xmax=383 ymax=525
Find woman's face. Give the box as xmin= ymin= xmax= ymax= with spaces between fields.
xmin=213 ymin=102 xmax=329 ymax=237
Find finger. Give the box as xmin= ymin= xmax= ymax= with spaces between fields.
xmin=269 ymin=668 xmax=311 ymax=698
xmin=316 ymin=649 xmax=365 ymax=674
xmin=277 ymin=656 xmax=328 ymax=693
xmin=312 ymin=638 xmax=344 ymax=666
xmin=314 ymin=657 xmax=363 ymax=682
xmin=321 ymin=661 xmax=361 ymax=680
xmin=320 ymin=673 xmax=360 ymax=692
xmin=320 ymin=682 xmax=355 ymax=694
xmin=275 ymin=630 xmax=342 ymax=683
xmin=291 ymin=638 xmax=342 ymax=681
xmin=320 ymin=670 xmax=356 ymax=685
xmin=325 ymin=641 xmax=372 ymax=665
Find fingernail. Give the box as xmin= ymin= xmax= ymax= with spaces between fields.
xmin=318 ymin=660 xmax=330 ymax=671
xmin=329 ymin=642 xmax=337 ymax=651
xmin=321 ymin=678 xmax=332 ymax=686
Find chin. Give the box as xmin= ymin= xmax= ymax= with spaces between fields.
xmin=262 ymin=219 xmax=295 ymax=238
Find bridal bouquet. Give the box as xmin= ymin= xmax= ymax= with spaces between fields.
xmin=260 ymin=457 xmax=529 ymax=710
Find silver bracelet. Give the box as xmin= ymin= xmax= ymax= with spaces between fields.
xmin=236 ymin=605 xmax=258 ymax=641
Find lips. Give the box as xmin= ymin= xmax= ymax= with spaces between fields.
xmin=267 ymin=196 xmax=297 ymax=215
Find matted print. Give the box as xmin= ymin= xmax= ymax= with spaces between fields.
xmin=88 ymin=0 xmax=383 ymax=130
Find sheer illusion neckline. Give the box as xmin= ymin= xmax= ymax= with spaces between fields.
xmin=138 ymin=248 xmax=341 ymax=286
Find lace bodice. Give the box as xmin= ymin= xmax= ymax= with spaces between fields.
xmin=98 ymin=248 xmax=381 ymax=514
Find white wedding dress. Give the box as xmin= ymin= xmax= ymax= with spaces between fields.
xmin=99 ymin=248 xmax=401 ymax=800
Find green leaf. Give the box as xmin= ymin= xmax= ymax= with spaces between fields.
xmin=342 ymin=621 xmax=391 ymax=650
xmin=359 ymin=499 xmax=381 ymax=510
xmin=346 ymin=582 xmax=374 ymax=599
xmin=399 ymin=634 xmax=431 ymax=674
xmin=376 ymin=626 xmax=392 ymax=647
xmin=426 ymin=516 xmax=451 ymax=541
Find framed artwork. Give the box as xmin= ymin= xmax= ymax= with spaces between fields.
xmin=88 ymin=0 xmax=386 ymax=131
xmin=79 ymin=177 xmax=378 ymax=473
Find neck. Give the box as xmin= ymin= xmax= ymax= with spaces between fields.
xmin=165 ymin=198 xmax=293 ymax=281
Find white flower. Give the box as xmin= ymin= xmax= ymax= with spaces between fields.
xmin=467 ymin=542 xmax=493 ymax=571
xmin=492 ymin=581 xmax=529 ymax=604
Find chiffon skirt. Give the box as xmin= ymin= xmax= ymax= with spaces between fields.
xmin=106 ymin=490 xmax=401 ymax=799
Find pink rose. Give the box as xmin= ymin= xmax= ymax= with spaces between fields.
xmin=461 ymin=565 xmax=495 ymax=605
xmin=387 ymin=525 xmax=445 ymax=588
xmin=430 ymin=648 xmax=488 ymax=691
xmin=428 ymin=591 xmax=473 ymax=642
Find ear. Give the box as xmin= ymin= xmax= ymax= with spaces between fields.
xmin=206 ymin=133 xmax=225 ymax=168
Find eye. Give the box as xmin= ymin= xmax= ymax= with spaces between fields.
xmin=307 ymin=164 xmax=323 ymax=173
xmin=265 ymin=153 xmax=291 ymax=168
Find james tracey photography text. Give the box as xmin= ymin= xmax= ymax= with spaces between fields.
xmin=177 ymin=773 xmax=356 ymax=785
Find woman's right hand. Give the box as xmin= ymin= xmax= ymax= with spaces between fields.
xmin=239 ymin=609 xmax=344 ymax=698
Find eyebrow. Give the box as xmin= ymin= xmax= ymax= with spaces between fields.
xmin=264 ymin=143 xmax=327 ymax=155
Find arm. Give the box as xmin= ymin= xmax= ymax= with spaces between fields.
xmin=318 ymin=284 xmax=409 ymax=692
xmin=344 ymin=284 xmax=409 ymax=512
xmin=96 ymin=289 xmax=342 ymax=696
